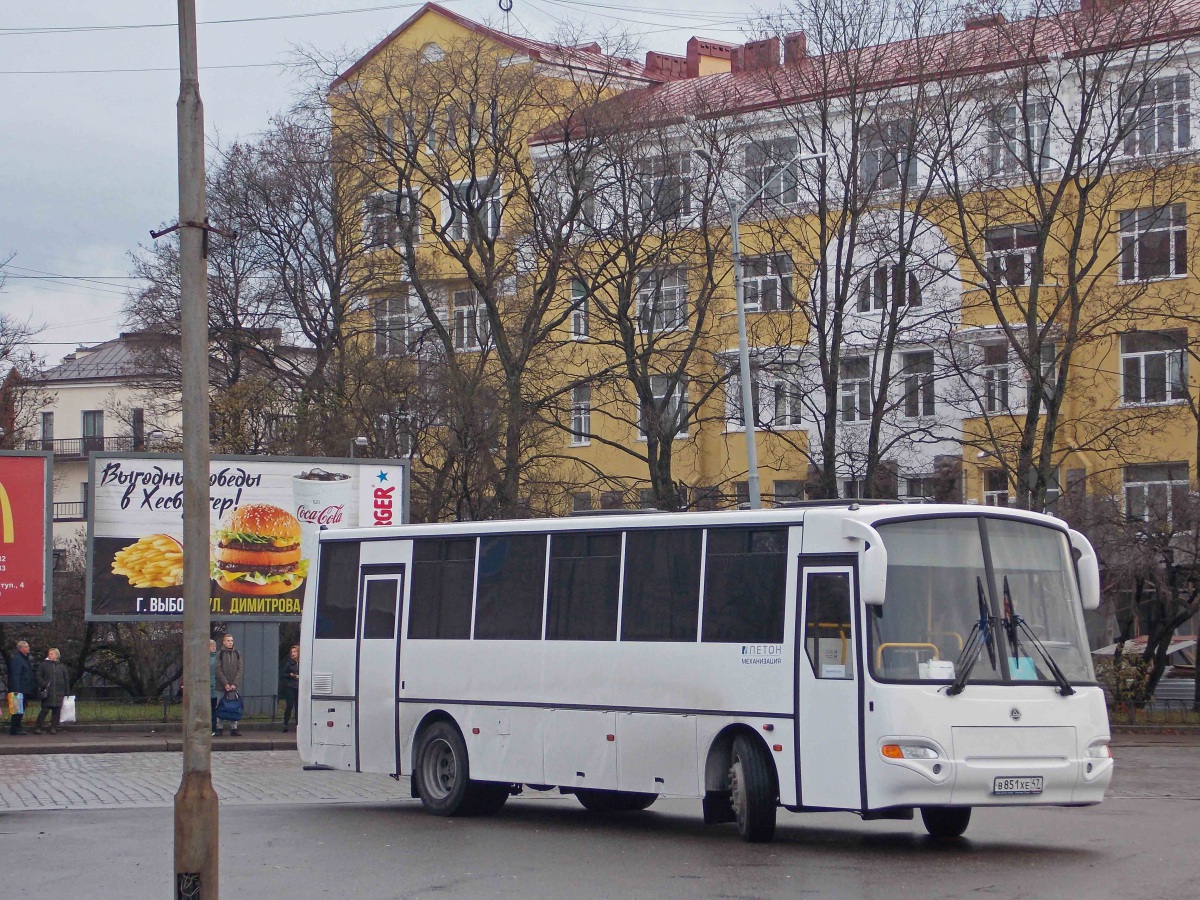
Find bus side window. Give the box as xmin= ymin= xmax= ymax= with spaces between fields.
xmin=315 ymin=541 xmax=360 ymax=640
xmin=363 ymin=579 xmax=399 ymax=639
xmin=621 ymin=529 xmax=702 ymax=642
xmin=408 ymin=538 xmax=475 ymax=639
xmin=547 ymin=532 xmax=621 ymax=641
xmin=475 ymin=535 xmax=546 ymax=640
xmin=702 ymin=527 xmax=788 ymax=643
xmin=804 ymin=572 xmax=854 ymax=679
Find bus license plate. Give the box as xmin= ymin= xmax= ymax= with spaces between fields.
xmin=993 ymin=776 xmax=1043 ymax=795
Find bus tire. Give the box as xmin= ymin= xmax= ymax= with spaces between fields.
xmin=414 ymin=721 xmax=474 ymax=816
xmin=729 ymin=734 xmax=777 ymax=843
xmin=920 ymin=806 xmax=971 ymax=839
xmin=575 ymin=789 xmax=657 ymax=812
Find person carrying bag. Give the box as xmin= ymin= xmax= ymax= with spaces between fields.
xmin=214 ymin=633 xmax=244 ymax=736
xmin=34 ymin=648 xmax=72 ymax=734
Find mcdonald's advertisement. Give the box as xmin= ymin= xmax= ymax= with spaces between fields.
xmin=87 ymin=452 xmax=408 ymax=621
xmin=0 ymin=452 xmax=53 ymax=622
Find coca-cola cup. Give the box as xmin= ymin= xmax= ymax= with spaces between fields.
xmin=293 ymin=469 xmax=354 ymax=567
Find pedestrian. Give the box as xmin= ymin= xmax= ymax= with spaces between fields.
xmin=0 ymin=660 xmax=8 ymax=730
xmin=209 ymin=639 xmax=219 ymax=736
xmin=34 ymin=648 xmax=71 ymax=734
xmin=214 ymin=633 xmax=244 ymax=736
xmin=280 ymin=644 xmax=299 ymax=732
xmin=8 ymin=640 xmax=36 ymax=736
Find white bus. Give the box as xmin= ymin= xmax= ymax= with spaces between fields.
xmin=298 ymin=502 xmax=1112 ymax=841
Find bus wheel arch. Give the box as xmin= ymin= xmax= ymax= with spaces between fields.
xmin=703 ymin=725 xmax=779 ymax=834
xmin=410 ymin=713 xmax=511 ymax=817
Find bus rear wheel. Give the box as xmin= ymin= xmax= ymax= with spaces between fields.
xmin=920 ymin=806 xmax=971 ymax=838
xmin=414 ymin=721 xmax=509 ymax=817
xmin=729 ymin=735 xmax=777 ymax=843
xmin=575 ymin=789 xmax=657 ymax=812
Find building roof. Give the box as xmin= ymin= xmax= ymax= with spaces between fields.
xmin=39 ymin=332 xmax=173 ymax=383
xmin=331 ymin=1 xmax=665 ymax=89
xmin=531 ymin=0 xmax=1200 ymax=143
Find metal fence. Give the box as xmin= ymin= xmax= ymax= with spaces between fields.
xmin=1107 ymin=699 xmax=1200 ymax=726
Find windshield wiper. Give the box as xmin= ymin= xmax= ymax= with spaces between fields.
xmin=947 ymin=577 xmax=997 ymax=696
xmin=1002 ymin=576 xmax=1075 ymax=696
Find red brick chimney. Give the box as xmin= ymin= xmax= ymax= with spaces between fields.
xmin=686 ymin=37 xmax=734 ymax=77
xmin=964 ymin=13 xmax=1006 ymax=30
xmin=732 ymin=37 xmax=781 ymax=74
xmin=783 ymin=31 xmax=807 ymax=65
xmin=644 ymin=50 xmax=688 ymax=80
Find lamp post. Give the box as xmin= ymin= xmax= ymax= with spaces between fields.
xmin=696 ymin=147 xmax=827 ymax=509
xmin=350 ymin=436 xmax=368 ymax=458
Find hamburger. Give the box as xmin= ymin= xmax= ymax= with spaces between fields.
xmin=212 ymin=503 xmax=307 ymax=596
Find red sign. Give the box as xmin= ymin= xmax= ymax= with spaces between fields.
xmin=0 ymin=454 xmax=50 ymax=620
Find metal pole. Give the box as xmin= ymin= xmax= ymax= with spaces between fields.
xmin=173 ymin=1 xmax=218 ymax=897
xmin=728 ymin=211 xmax=762 ymax=509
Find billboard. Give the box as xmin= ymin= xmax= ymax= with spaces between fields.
xmin=0 ymin=451 xmax=53 ymax=622
xmin=87 ymin=452 xmax=409 ymax=621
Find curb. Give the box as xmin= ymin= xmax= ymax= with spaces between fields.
xmin=0 ymin=735 xmax=297 ymax=756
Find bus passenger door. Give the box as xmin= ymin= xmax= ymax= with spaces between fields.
xmin=796 ymin=562 xmax=862 ymax=811
xmin=356 ymin=568 xmax=404 ymax=775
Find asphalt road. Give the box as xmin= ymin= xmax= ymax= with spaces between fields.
xmin=1 ymin=739 xmax=1196 ymax=899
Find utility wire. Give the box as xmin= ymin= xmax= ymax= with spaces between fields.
xmin=0 ymin=62 xmax=284 ymax=75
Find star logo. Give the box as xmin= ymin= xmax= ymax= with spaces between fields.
xmin=377 ymin=471 xmax=389 ymax=483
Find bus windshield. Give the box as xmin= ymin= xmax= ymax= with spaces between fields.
xmin=869 ymin=516 xmax=1095 ymax=686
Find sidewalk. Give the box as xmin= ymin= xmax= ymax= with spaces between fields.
xmin=1 ymin=722 xmax=297 ymax=756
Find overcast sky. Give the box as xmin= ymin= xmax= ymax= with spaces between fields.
xmin=0 ymin=0 xmax=767 ymax=365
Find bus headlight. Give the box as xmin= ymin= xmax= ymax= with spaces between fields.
xmin=882 ymin=744 xmax=939 ymax=760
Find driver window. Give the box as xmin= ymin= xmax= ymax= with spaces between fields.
xmin=804 ymin=572 xmax=854 ymax=679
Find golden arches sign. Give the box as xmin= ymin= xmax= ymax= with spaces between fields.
xmin=0 ymin=481 xmax=14 ymax=543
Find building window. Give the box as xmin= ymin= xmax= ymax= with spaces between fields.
xmin=637 ymin=268 xmax=688 ymax=332
xmin=82 ymin=410 xmax=104 ymax=451
xmin=741 ymin=255 xmax=793 ymax=312
xmin=771 ymin=375 xmax=803 ymax=427
xmin=733 ymin=481 xmax=750 ymax=508
xmin=728 ymin=367 xmax=763 ymax=428
xmin=1121 ymin=75 xmax=1190 ymax=156
xmin=570 ymin=492 xmax=593 ymax=512
xmin=843 ymin=478 xmax=868 ymax=499
xmin=906 ymin=476 xmax=935 ymax=499
xmin=982 ymin=344 xmax=1010 ymax=412
xmin=1124 ymin=462 xmax=1189 ymax=523
xmin=987 ymin=100 xmax=1051 ymax=175
xmin=1121 ymin=330 xmax=1186 ymax=404
xmin=640 ymin=375 xmax=688 ymax=438
xmin=636 ymin=153 xmax=691 ymax=220
xmin=570 ymin=386 xmax=591 ymax=445
xmin=599 ymin=490 xmax=625 ymax=510
xmin=1120 ymin=204 xmax=1187 ymax=281
xmin=772 ymin=480 xmax=803 ymax=506
xmin=839 ymin=357 xmax=872 ymax=423
xmin=131 ymin=407 xmax=145 ymax=451
xmin=1029 ymin=342 xmax=1059 ymax=408
xmin=452 ymin=289 xmax=487 ymax=351
xmin=746 ymin=137 xmax=798 ymax=206
xmin=860 ymin=121 xmax=916 ymax=190
xmin=901 ymin=351 xmax=935 ymax=418
xmin=446 ymin=181 xmax=501 ymax=242
xmin=983 ymin=469 xmax=1009 ymax=506
xmin=419 ymin=43 xmax=444 ymax=64
xmin=570 ymin=279 xmax=589 ymax=339
xmin=375 ymin=294 xmax=427 ymax=356
xmin=40 ymin=411 xmax=54 ymax=450
xmin=857 ymin=264 xmax=921 ymax=312
xmin=985 ymin=224 xmax=1039 ymax=286
xmin=364 ymin=189 xmax=418 ymax=249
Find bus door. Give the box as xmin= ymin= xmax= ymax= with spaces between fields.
xmin=796 ymin=560 xmax=863 ymax=811
xmin=356 ymin=567 xmax=405 ymax=775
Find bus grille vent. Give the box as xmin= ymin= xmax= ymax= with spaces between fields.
xmin=311 ymin=673 xmax=333 ymax=695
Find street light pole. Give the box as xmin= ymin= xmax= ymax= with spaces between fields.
xmin=698 ymin=148 xmax=827 ymax=509
xmin=173 ymin=1 xmax=218 ymax=897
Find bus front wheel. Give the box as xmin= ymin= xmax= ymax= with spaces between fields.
xmin=414 ymin=721 xmax=509 ymax=817
xmin=575 ymin=789 xmax=657 ymax=812
xmin=729 ymin=735 xmax=777 ymax=843
xmin=920 ymin=806 xmax=971 ymax=838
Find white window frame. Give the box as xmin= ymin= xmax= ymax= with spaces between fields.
xmin=987 ymin=100 xmax=1052 ymax=176
xmin=637 ymin=268 xmax=688 ymax=333
xmin=639 ymin=375 xmax=688 ymax=439
xmin=1124 ymin=461 xmax=1189 ymax=523
xmin=570 ymin=279 xmax=589 ymax=340
xmin=857 ymin=264 xmax=921 ymax=312
xmin=745 ymin=137 xmax=799 ymax=207
xmin=901 ymin=350 xmax=935 ymax=418
xmin=444 ymin=181 xmax=502 ymax=243
xmin=635 ymin=153 xmax=692 ymax=220
xmin=771 ymin=374 xmax=803 ymax=428
xmin=742 ymin=255 xmax=794 ymax=313
xmin=1122 ymin=75 xmax=1191 ymax=157
xmin=983 ymin=469 xmax=1010 ymax=507
xmin=981 ymin=344 xmax=1011 ymax=413
xmin=726 ymin=367 xmax=763 ymax=428
xmin=452 ymin=288 xmax=487 ymax=352
xmin=570 ymin=385 xmax=591 ymax=446
xmin=1119 ymin=204 xmax=1188 ymax=282
xmin=364 ymin=188 xmax=420 ymax=250
xmin=984 ymin=223 xmax=1039 ymax=286
xmin=839 ymin=356 xmax=872 ymax=423
xmin=859 ymin=121 xmax=916 ymax=191
xmin=1121 ymin=329 xmax=1187 ymax=405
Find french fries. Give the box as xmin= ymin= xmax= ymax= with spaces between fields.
xmin=112 ymin=533 xmax=184 ymax=588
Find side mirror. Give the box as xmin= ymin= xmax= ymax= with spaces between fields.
xmin=844 ymin=519 xmax=888 ymax=606
xmin=1068 ymin=529 xmax=1101 ymax=611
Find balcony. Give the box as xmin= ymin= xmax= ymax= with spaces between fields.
xmin=52 ymin=501 xmax=88 ymax=522
xmin=24 ymin=436 xmax=137 ymax=459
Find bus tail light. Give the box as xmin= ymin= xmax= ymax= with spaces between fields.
xmin=881 ymin=744 xmax=938 ymax=760
xmin=1086 ymin=744 xmax=1110 ymax=759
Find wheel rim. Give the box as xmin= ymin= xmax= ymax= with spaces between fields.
xmin=421 ymin=738 xmax=457 ymax=801
xmin=729 ymin=755 xmax=747 ymax=828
